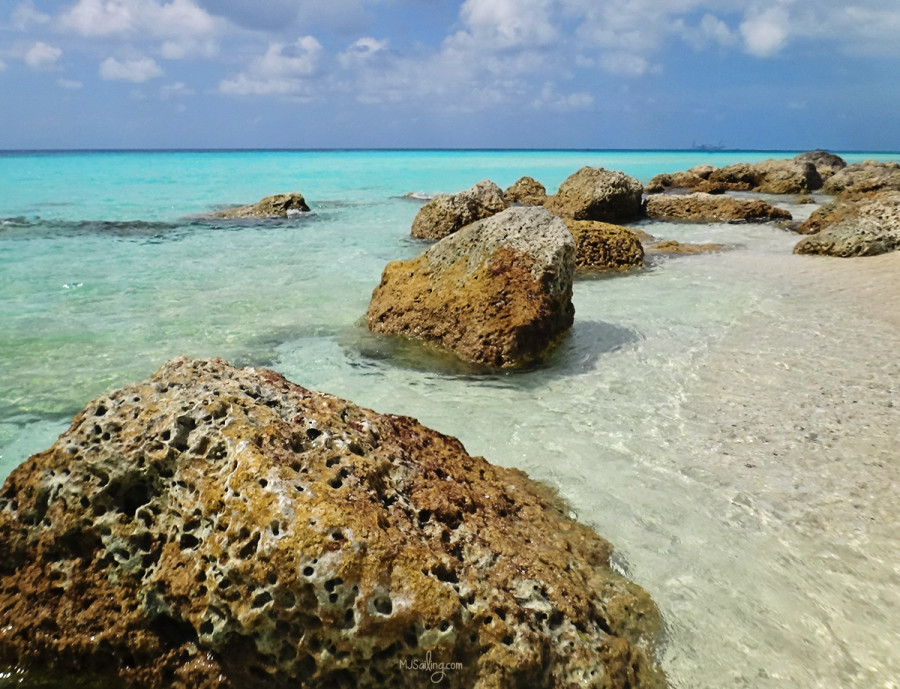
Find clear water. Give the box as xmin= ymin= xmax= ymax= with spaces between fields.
xmin=1 ymin=150 xmax=898 ymax=688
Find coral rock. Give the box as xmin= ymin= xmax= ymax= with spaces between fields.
xmin=794 ymin=191 xmax=900 ymax=257
xmin=644 ymin=239 xmax=726 ymax=255
xmin=645 ymin=193 xmax=792 ymax=223
xmin=793 ymin=150 xmax=846 ymax=180
xmin=544 ymin=167 xmax=643 ymax=223
xmin=410 ymin=180 xmax=507 ymax=240
xmin=821 ymin=160 xmax=900 ymax=196
xmin=503 ymin=176 xmax=548 ymax=206
xmin=0 ymin=357 xmax=666 ymax=689
xmin=211 ymin=193 xmax=310 ymax=218
xmin=369 ymin=206 xmax=575 ymax=369
xmin=564 ymin=220 xmax=644 ymax=271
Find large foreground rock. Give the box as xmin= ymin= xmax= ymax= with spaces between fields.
xmin=645 ymin=193 xmax=792 ymax=223
xmin=544 ymin=167 xmax=643 ymax=222
xmin=565 ymin=220 xmax=644 ymax=271
xmin=410 ymin=180 xmax=507 ymax=240
xmin=211 ymin=193 xmax=311 ymax=218
xmin=794 ymin=191 xmax=900 ymax=257
xmin=0 ymin=357 xmax=665 ymax=689
xmin=369 ymin=206 xmax=575 ymax=369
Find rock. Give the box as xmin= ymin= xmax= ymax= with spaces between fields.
xmin=368 ymin=206 xmax=575 ymax=369
xmin=544 ymin=167 xmax=643 ymax=223
xmin=747 ymin=160 xmax=822 ymax=194
xmin=793 ymin=150 xmax=846 ymax=179
xmin=794 ymin=194 xmax=816 ymax=204
xmin=645 ymin=193 xmax=792 ymax=223
xmin=646 ymin=164 xmax=716 ymax=194
xmin=410 ymin=180 xmax=507 ymax=240
xmin=644 ymin=239 xmax=726 ymax=254
xmin=211 ymin=193 xmax=310 ymax=218
xmin=0 ymin=357 xmax=666 ymax=689
xmin=794 ymin=191 xmax=900 ymax=257
xmin=503 ymin=176 xmax=547 ymax=206
xmin=821 ymin=160 xmax=900 ymax=195
xmin=564 ymin=220 xmax=644 ymax=271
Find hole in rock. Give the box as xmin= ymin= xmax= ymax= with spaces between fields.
xmin=252 ymin=591 xmax=273 ymax=609
xmin=306 ymin=428 xmax=322 ymax=441
xmin=373 ymin=597 xmax=392 ymax=616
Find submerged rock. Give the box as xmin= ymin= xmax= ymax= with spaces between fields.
xmin=565 ymin=219 xmax=644 ymax=271
xmin=645 ymin=193 xmax=792 ymax=223
xmin=544 ymin=167 xmax=643 ymax=223
xmin=644 ymin=239 xmax=727 ymax=255
xmin=410 ymin=179 xmax=507 ymax=240
xmin=0 ymin=357 xmax=665 ymax=689
xmin=368 ymin=206 xmax=575 ymax=369
xmin=794 ymin=191 xmax=900 ymax=257
xmin=503 ymin=176 xmax=548 ymax=206
xmin=211 ymin=193 xmax=311 ymax=218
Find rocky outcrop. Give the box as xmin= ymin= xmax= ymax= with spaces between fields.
xmin=749 ymin=160 xmax=822 ymax=195
xmin=646 ymin=165 xmax=716 ymax=193
xmin=544 ymin=167 xmax=643 ymax=223
xmin=211 ymin=193 xmax=310 ymax=218
xmin=503 ymin=176 xmax=547 ymax=206
xmin=410 ymin=180 xmax=507 ymax=240
xmin=564 ymin=220 xmax=644 ymax=271
xmin=0 ymin=357 xmax=665 ymax=689
xmin=645 ymin=193 xmax=792 ymax=223
xmin=644 ymin=240 xmax=726 ymax=255
xmin=793 ymin=150 xmax=846 ymax=179
xmin=821 ymin=160 xmax=900 ymax=196
xmin=794 ymin=191 xmax=900 ymax=257
xmin=369 ymin=206 xmax=575 ymax=369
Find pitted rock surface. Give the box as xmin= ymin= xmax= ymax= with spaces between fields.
xmin=544 ymin=167 xmax=643 ymax=223
xmin=503 ymin=176 xmax=548 ymax=206
xmin=369 ymin=206 xmax=576 ymax=369
xmin=564 ymin=220 xmax=644 ymax=271
xmin=0 ymin=357 xmax=665 ymax=689
xmin=794 ymin=191 xmax=900 ymax=257
xmin=410 ymin=180 xmax=507 ymax=240
xmin=821 ymin=160 xmax=900 ymax=196
xmin=645 ymin=193 xmax=792 ymax=223
xmin=211 ymin=193 xmax=311 ymax=218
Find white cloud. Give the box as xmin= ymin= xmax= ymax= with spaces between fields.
xmin=12 ymin=1 xmax=51 ymax=30
xmin=459 ymin=0 xmax=558 ymax=49
xmin=698 ymin=13 xmax=735 ymax=46
xmin=160 ymin=38 xmax=218 ymax=59
xmin=532 ymin=82 xmax=594 ymax=112
xmin=740 ymin=7 xmax=790 ymax=57
xmin=338 ymin=37 xmax=388 ymax=69
xmin=58 ymin=78 xmax=83 ymax=89
xmin=160 ymin=81 xmax=194 ymax=98
xmin=60 ymin=0 xmax=221 ymax=40
xmin=99 ymin=56 xmax=163 ymax=82
xmin=599 ymin=51 xmax=651 ymax=77
xmin=219 ymin=36 xmax=323 ymax=97
xmin=24 ymin=41 xmax=62 ymax=69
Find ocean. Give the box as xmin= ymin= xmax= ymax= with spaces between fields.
xmin=1 ymin=149 xmax=898 ymax=688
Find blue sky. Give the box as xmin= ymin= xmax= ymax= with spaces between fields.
xmin=1 ymin=0 xmax=898 ymax=150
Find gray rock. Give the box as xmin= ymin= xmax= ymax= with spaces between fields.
xmin=544 ymin=167 xmax=643 ymax=222
xmin=794 ymin=191 xmax=900 ymax=257
xmin=410 ymin=179 xmax=507 ymax=239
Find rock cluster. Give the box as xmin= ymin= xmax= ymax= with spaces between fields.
xmin=211 ymin=193 xmax=311 ymax=218
xmin=544 ymin=167 xmax=644 ymax=223
xmin=503 ymin=176 xmax=548 ymax=206
xmin=0 ymin=357 xmax=665 ymax=689
xmin=368 ymin=206 xmax=575 ymax=369
xmin=410 ymin=180 xmax=507 ymax=240
xmin=821 ymin=160 xmax=900 ymax=196
xmin=565 ymin=220 xmax=645 ymax=271
xmin=794 ymin=191 xmax=900 ymax=257
xmin=645 ymin=193 xmax=792 ymax=223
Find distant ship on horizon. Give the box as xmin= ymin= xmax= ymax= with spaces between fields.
xmin=690 ymin=140 xmax=726 ymax=151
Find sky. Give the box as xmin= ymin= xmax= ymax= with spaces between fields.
xmin=1 ymin=0 xmax=899 ymax=150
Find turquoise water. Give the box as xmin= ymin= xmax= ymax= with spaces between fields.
xmin=2 ymin=150 xmax=899 ymax=688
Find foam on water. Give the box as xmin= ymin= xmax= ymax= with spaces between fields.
xmin=1 ymin=150 xmax=898 ymax=689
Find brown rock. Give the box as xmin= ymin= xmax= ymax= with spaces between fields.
xmin=644 ymin=239 xmax=726 ymax=254
xmin=793 ymin=150 xmax=846 ymax=179
xmin=369 ymin=206 xmax=575 ymax=369
xmin=645 ymin=193 xmax=792 ymax=223
xmin=503 ymin=176 xmax=547 ymax=206
xmin=646 ymin=164 xmax=716 ymax=193
xmin=211 ymin=193 xmax=310 ymax=218
xmin=564 ymin=220 xmax=644 ymax=270
xmin=749 ymin=160 xmax=822 ymax=194
xmin=544 ymin=167 xmax=643 ymax=222
xmin=821 ymin=160 xmax=900 ymax=195
xmin=410 ymin=180 xmax=507 ymax=240
xmin=794 ymin=191 xmax=900 ymax=257
xmin=0 ymin=357 xmax=665 ymax=689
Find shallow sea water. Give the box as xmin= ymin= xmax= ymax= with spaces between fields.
xmin=1 ymin=150 xmax=898 ymax=688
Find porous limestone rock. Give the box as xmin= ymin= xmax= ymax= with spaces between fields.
xmin=0 ymin=357 xmax=666 ymax=689
xmin=821 ymin=160 xmax=900 ymax=196
xmin=503 ymin=176 xmax=547 ymax=206
xmin=544 ymin=167 xmax=643 ymax=223
xmin=793 ymin=150 xmax=846 ymax=179
xmin=794 ymin=191 xmax=900 ymax=257
xmin=564 ymin=220 xmax=644 ymax=271
xmin=648 ymin=156 xmax=832 ymax=195
xmin=369 ymin=206 xmax=575 ymax=369
xmin=410 ymin=180 xmax=507 ymax=240
xmin=645 ymin=164 xmax=716 ymax=194
xmin=645 ymin=193 xmax=792 ymax=223
xmin=211 ymin=193 xmax=310 ymax=218
xmin=747 ymin=160 xmax=822 ymax=195
xmin=644 ymin=239 xmax=726 ymax=255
